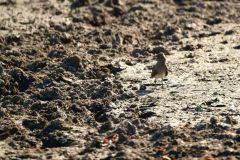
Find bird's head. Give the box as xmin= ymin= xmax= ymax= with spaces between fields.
xmin=155 ymin=53 xmax=166 ymax=62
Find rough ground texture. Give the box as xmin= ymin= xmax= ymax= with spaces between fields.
xmin=0 ymin=0 xmax=240 ymax=159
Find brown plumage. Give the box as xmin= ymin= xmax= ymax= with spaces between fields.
xmin=151 ymin=53 xmax=168 ymax=86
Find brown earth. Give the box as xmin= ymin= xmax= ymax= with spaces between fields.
xmin=0 ymin=0 xmax=240 ymax=159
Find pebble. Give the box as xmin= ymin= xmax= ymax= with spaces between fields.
xmin=125 ymin=121 xmax=137 ymax=135
xmin=62 ymin=55 xmax=83 ymax=72
xmin=210 ymin=116 xmax=218 ymax=125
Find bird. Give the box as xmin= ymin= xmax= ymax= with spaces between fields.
xmin=151 ymin=53 xmax=168 ymax=87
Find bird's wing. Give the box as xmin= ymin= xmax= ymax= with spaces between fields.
xmin=151 ymin=67 xmax=158 ymax=78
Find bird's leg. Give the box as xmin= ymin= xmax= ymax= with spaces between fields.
xmin=161 ymin=79 xmax=164 ymax=88
xmin=154 ymin=78 xmax=157 ymax=86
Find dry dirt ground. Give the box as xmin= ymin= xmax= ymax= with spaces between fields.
xmin=0 ymin=0 xmax=240 ymax=159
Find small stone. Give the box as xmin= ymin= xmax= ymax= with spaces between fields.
xmin=125 ymin=121 xmax=137 ymax=135
xmin=195 ymin=105 xmax=204 ymax=112
xmin=171 ymin=34 xmax=180 ymax=42
xmin=11 ymin=68 xmax=32 ymax=92
xmin=131 ymin=48 xmax=149 ymax=57
xmin=112 ymin=6 xmax=124 ymax=17
xmin=206 ymin=17 xmax=222 ymax=25
xmin=225 ymin=115 xmax=238 ymax=125
xmin=22 ymin=119 xmax=46 ymax=131
xmin=5 ymin=34 xmax=22 ymax=45
xmin=180 ymin=44 xmax=195 ymax=51
xmin=62 ymin=55 xmax=83 ymax=72
xmin=48 ymin=34 xmax=58 ymax=45
xmin=125 ymin=60 xmax=136 ymax=66
xmin=164 ymin=26 xmax=175 ymax=35
xmin=139 ymin=84 xmax=146 ymax=90
xmin=131 ymin=85 xmax=138 ymax=90
xmin=48 ymin=50 xmax=66 ymax=58
xmin=50 ymin=22 xmax=72 ymax=32
xmin=0 ymin=108 xmax=6 ymax=118
xmin=220 ymin=40 xmax=228 ymax=44
xmin=132 ymin=119 xmax=141 ymax=127
xmin=38 ymin=87 xmax=62 ymax=101
xmin=41 ymin=131 xmax=74 ymax=148
xmin=71 ymin=0 xmax=90 ymax=9
xmin=233 ymin=45 xmax=240 ymax=50
xmin=210 ymin=116 xmax=218 ymax=125
xmin=223 ymin=140 xmax=234 ymax=146
xmin=194 ymin=121 xmax=207 ymax=131
xmin=71 ymin=104 xmax=87 ymax=113
xmin=99 ymin=121 xmax=114 ymax=132
xmin=99 ymin=44 xmax=109 ymax=49
xmin=60 ymin=33 xmax=72 ymax=44
xmin=236 ymin=128 xmax=240 ymax=134
xmin=224 ymin=30 xmax=234 ymax=35
xmin=105 ymin=0 xmax=120 ymax=7
xmin=205 ymin=97 xmax=219 ymax=105
xmin=185 ymin=52 xmax=195 ymax=58
xmin=95 ymin=112 xmax=108 ymax=122
xmin=235 ymin=135 xmax=240 ymax=142
xmin=44 ymin=119 xmax=64 ymax=132
xmin=139 ymin=110 xmax=156 ymax=119
xmin=27 ymin=60 xmax=47 ymax=72
xmin=88 ymin=48 xmax=102 ymax=55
